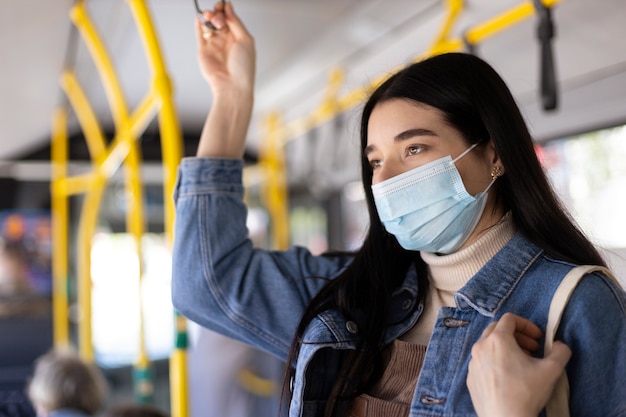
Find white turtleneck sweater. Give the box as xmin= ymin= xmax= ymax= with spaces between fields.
xmin=400 ymin=212 xmax=516 ymax=345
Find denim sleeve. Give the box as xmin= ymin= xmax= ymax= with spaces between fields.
xmin=170 ymin=157 xmax=352 ymax=361
xmin=559 ymin=272 xmax=626 ymax=417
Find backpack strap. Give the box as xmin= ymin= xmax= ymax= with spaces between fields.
xmin=544 ymin=265 xmax=616 ymax=417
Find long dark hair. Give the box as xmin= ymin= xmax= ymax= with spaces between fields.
xmin=283 ymin=52 xmax=606 ymax=416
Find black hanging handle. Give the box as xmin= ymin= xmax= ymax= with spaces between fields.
xmin=533 ymin=0 xmax=558 ymax=111
xmin=194 ymin=0 xmax=226 ymax=31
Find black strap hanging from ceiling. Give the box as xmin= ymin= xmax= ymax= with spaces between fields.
xmin=194 ymin=0 xmax=226 ymax=31
xmin=534 ymin=0 xmax=558 ymax=111
xmin=462 ymin=30 xmax=477 ymax=56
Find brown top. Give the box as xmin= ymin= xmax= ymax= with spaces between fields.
xmin=347 ymin=340 xmax=427 ymax=417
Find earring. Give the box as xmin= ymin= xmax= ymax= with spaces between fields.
xmin=491 ymin=166 xmax=503 ymax=180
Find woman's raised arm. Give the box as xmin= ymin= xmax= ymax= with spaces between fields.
xmin=194 ymin=1 xmax=256 ymax=158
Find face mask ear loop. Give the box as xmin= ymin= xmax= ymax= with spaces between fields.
xmin=483 ymin=176 xmax=497 ymax=193
xmin=451 ymin=142 xmax=480 ymax=164
xmin=452 ymin=142 xmax=497 ymax=194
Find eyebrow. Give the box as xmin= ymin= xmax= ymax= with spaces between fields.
xmin=364 ymin=128 xmax=438 ymax=157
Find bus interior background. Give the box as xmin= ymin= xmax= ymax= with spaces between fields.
xmin=1 ymin=0 xmax=625 ymax=415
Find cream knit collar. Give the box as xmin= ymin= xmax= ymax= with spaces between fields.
xmin=420 ymin=212 xmax=516 ymax=293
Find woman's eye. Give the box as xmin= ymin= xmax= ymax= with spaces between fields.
xmin=369 ymin=159 xmax=382 ymax=169
xmin=407 ymin=145 xmax=423 ymax=156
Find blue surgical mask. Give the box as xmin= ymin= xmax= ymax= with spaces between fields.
xmin=372 ymin=143 xmax=494 ymax=254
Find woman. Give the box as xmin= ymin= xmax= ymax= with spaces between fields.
xmin=171 ymin=2 xmax=626 ymax=416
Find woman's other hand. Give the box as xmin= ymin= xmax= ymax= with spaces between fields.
xmin=466 ymin=312 xmax=572 ymax=417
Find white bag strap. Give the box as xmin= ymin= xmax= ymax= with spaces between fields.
xmin=544 ymin=265 xmax=616 ymax=417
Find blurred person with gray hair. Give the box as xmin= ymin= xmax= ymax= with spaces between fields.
xmin=26 ymin=348 xmax=108 ymax=417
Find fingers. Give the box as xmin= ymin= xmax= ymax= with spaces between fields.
xmin=478 ymin=320 xmax=497 ymax=340
xmin=195 ymin=12 xmax=214 ymax=42
xmin=514 ymin=332 xmax=540 ymax=353
xmin=493 ymin=314 xmax=542 ymax=353
xmin=209 ymin=1 xmax=226 ymax=30
xmin=195 ymin=2 xmax=226 ymax=41
xmin=196 ymin=2 xmax=252 ymax=44
xmin=498 ymin=312 xmax=543 ymax=339
xmin=547 ymin=341 xmax=572 ymax=369
xmin=224 ymin=1 xmax=252 ymax=40
xmin=476 ymin=313 xmax=542 ymax=356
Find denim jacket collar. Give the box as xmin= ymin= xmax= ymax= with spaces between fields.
xmin=455 ymin=233 xmax=543 ymax=316
xmin=309 ymin=234 xmax=543 ymax=347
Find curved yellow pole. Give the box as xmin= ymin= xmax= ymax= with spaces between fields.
xmin=64 ymin=1 xmax=130 ymax=365
xmin=125 ymin=136 xmax=152 ymax=403
xmin=427 ymin=0 xmax=464 ymax=55
xmin=259 ymin=113 xmax=289 ymax=251
xmin=70 ymin=0 xmax=130 ymax=129
xmin=68 ymin=3 xmax=155 ymax=393
xmin=277 ymin=0 xmax=563 ymax=145
xmin=60 ymin=72 xmax=107 ymax=164
xmin=54 ymin=1 xmax=182 ymax=410
xmin=51 ymin=107 xmax=70 ymax=347
xmin=466 ymin=0 xmax=561 ymax=46
xmin=126 ymin=0 xmax=182 ymax=244
xmin=77 ymin=175 xmax=106 ymax=361
xmin=127 ymin=0 xmax=184 ymax=413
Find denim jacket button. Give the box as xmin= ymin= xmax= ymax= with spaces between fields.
xmin=346 ymin=321 xmax=359 ymax=334
xmin=420 ymin=395 xmax=446 ymax=405
xmin=401 ymin=298 xmax=413 ymax=310
xmin=289 ymin=376 xmax=294 ymax=392
xmin=443 ymin=317 xmax=470 ymax=328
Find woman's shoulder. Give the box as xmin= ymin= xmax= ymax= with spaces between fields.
xmin=533 ymin=258 xmax=626 ymax=334
xmin=518 ymin=256 xmax=626 ymax=316
xmin=568 ymin=266 xmax=626 ymax=315
xmin=536 ymin=256 xmax=624 ymax=295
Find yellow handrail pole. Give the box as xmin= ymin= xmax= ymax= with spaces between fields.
xmin=99 ymin=138 xmax=132 ymax=179
xmin=124 ymin=135 xmax=153 ymax=403
xmin=77 ymin=175 xmax=106 ymax=361
xmin=90 ymin=113 xmax=157 ymax=393
xmin=70 ymin=0 xmax=146 ymax=183
xmin=124 ymin=91 xmax=162 ymax=407
xmin=55 ymin=91 xmax=158 ymax=194
xmin=60 ymin=72 xmax=108 ymax=164
xmin=130 ymin=92 xmax=161 ymax=139
xmin=72 ymin=1 xmax=154 ymax=376
xmin=127 ymin=0 xmax=183 ymax=243
xmin=79 ymin=91 xmax=160 ymax=195
xmin=170 ymin=311 xmax=189 ymax=417
xmin=465 ymin=0 xmax=561 ymax=46
xmin=279 ymin=0 xmax=563 ymax=145
xmin=237 ymin=369 xmax=277 ymax=398
xmin=55 ymin=174 xmax=101 ymax=197
xmin=60 ymin=62 xmax=117 ymax=360
xmin=158 ymin=63 xmax=188 ymax=417
xmin=318 ymin=68 xmax=345 ymax=118
xmin=127 ymin=0 xmax=185 ymax=414
xmin=260 ymin=113 xmax=290 ymax=251
xmin=70 ymin=0 xmax=130 ymax=131
xmin=71 ymin=1 xmax=163 ymax=151
xmin=51 ymin=107 xmax=70 ymax=347
xmin=427 ymin=0 xmax=464 ymax=55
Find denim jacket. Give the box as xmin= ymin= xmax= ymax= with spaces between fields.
xmin=171 ymin=158 xmax=626 ymax=417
